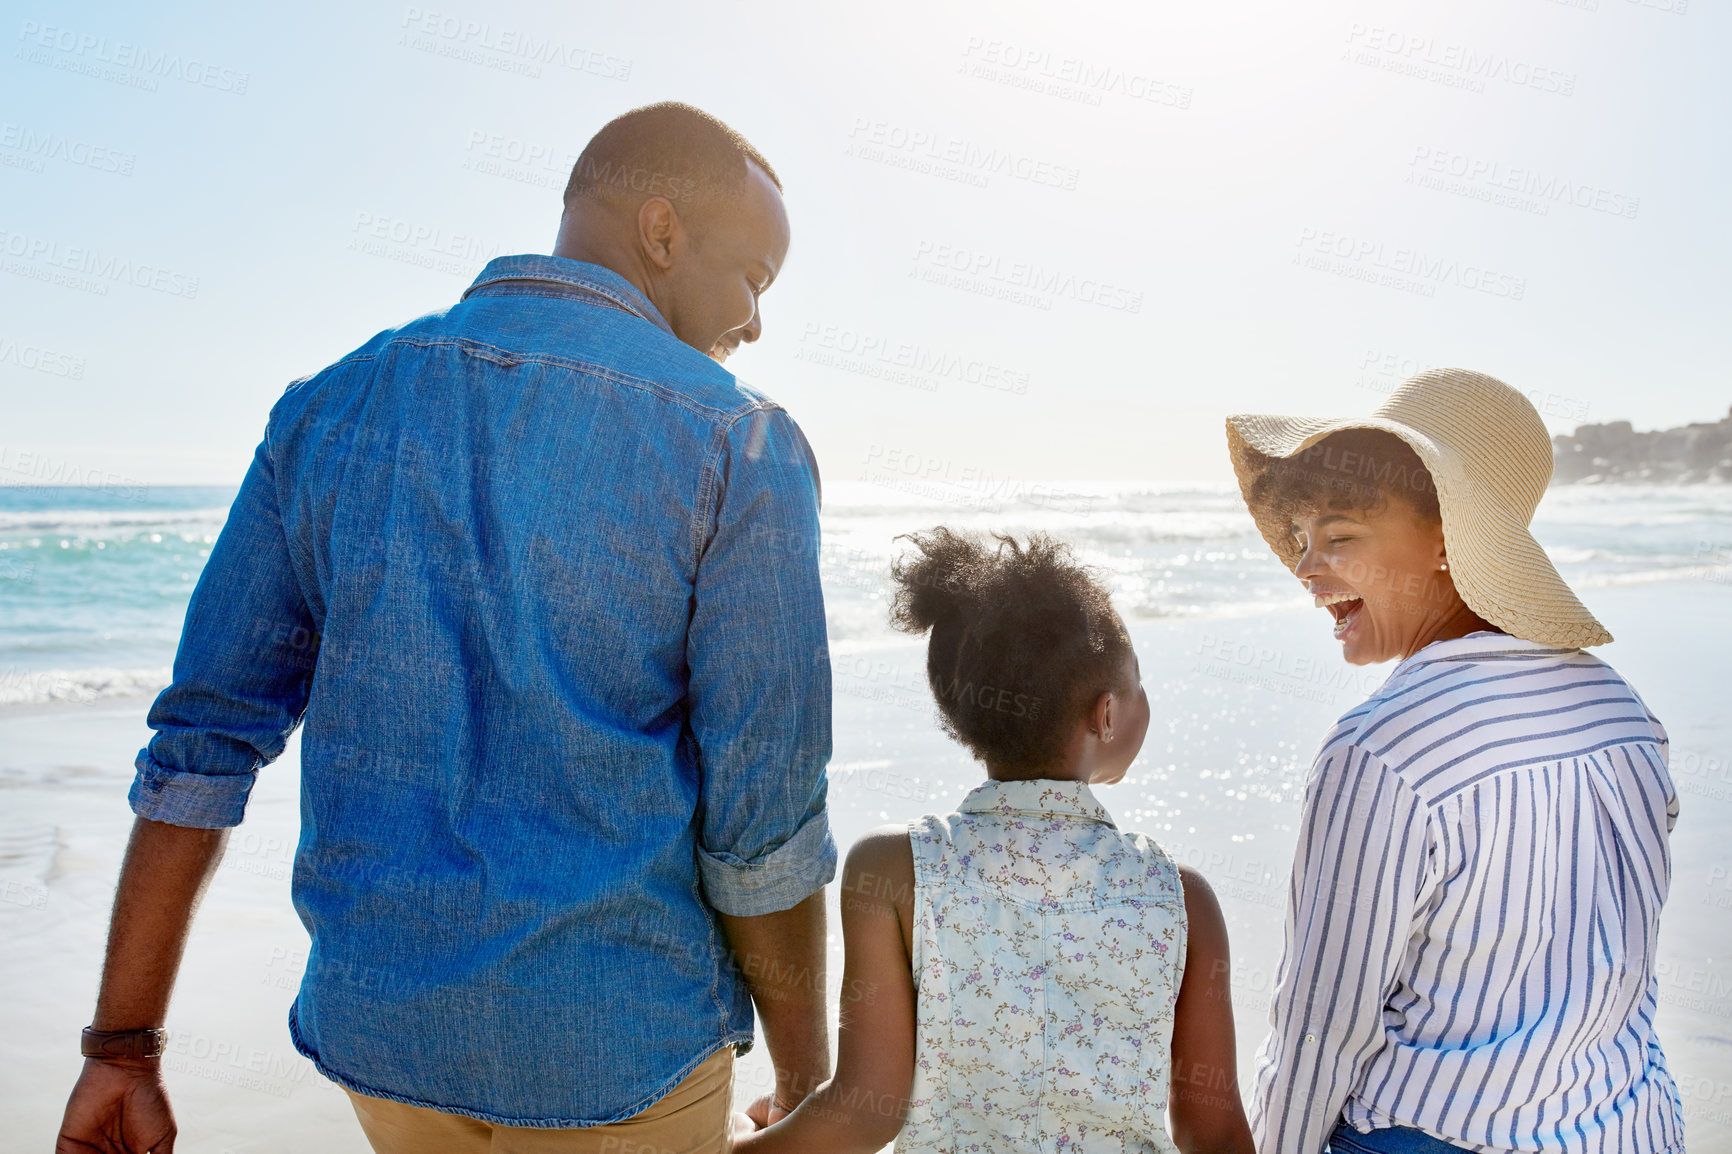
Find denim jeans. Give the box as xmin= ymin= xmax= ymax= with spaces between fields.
xmin=1328 ymin=1122 xmax=1470 ymax=1153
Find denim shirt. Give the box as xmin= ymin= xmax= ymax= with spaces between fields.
xmin=129 ymin=256 xmax=836 ymax=1125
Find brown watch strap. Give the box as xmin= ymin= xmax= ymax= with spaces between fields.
xmin=81 ymin=1027 xmax=167 ymax=1060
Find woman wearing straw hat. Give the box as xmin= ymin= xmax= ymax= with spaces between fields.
xmin=1226 ymin=369 xmax=1684 ymax=1154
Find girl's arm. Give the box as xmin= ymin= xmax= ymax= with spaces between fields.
xmin=736 ymin=825 xmax=918 ymax=1154
xmin=1169 ymin=867 xmax=1256 ymax=1154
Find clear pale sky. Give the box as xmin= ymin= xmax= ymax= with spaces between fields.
xmin=2 ymin=0 xmax=1727 ymax=486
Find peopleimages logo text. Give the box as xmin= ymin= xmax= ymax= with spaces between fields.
xmin=0 ymin=446 xmax=146 ymax=497
xmin=350 ymin=212 xmax=503 ymax=263
xmin=848 ymin=118 xmax=1080 ymax=191
xmin=0 ymin=336 xmax=86 ymax=379
xmin=1345 ymin=23 xmax=1576 ymax=96
xmin=16 ymin=21 xmax=250 ymax=94
xmin=911 ymin=241 xmax=1143 ymax=313
xmin=959 ymin=37 xmax=1193 ymax=109
xmin=399 ymin=8 xmax=631 ymax=80
xmin=1408 ymin=147 xmax=1639 ymax=219
xmin=0 ymin=227 xmax=200 ymax=298
xmin=1294 ymin=228 xmax=1525 ymax=301
xmin=0 ymin=124 xmax=134 ymax=176
xmin=797 ymin=321 xmax=1030 ymax=396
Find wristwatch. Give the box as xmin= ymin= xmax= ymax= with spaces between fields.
xmin=81 ymin=1027 xmax=167 ymax=1060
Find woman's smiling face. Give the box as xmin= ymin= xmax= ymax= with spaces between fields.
xmin=1291 ymin=497 xmax=1461 ymax=665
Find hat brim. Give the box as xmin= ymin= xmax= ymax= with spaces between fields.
xmin=1226 ymin=414 xmax=1612 ymax=648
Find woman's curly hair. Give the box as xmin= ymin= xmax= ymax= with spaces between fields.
xmin=889 ymin=528 xmax=1132 ymax=773
xmin=1242 ymin=428 xmax=1441 ymax=530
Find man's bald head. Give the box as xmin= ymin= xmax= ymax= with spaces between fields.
xmin=554 ymin=103 xmax=790 ymax=365
xmin=563 ymin=101 xmax=782 ymax=213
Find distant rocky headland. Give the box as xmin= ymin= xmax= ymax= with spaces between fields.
xmin=1552 ymin=406 xmax=1732 ymax=484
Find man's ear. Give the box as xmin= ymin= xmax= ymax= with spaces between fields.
xmin=636 ymin=197 xmax=682 ymax=271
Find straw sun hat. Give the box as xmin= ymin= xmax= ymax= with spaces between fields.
xmin=1225 ymin=367 xmax=1611 ymax=648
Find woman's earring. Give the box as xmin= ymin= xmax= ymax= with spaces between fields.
xmin=1440 ymin=562 xmax=1449 ymax=571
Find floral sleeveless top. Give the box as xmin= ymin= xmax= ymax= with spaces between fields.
xmin=898 ymin=779 xmax=1187 ymax=1154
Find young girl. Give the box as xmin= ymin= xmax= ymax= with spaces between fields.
xmin=735 ymin=529 xmax=1255 ymax=1154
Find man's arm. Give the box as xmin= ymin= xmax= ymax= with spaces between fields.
xmin=59 ymin=430 xmax=317 ymax=1152
xmin=1249 ymin=745 xmax=1429 ymax=1154
xmin=716 ymin=893 xmax=832 ymax=1120
xmin=57 ymin=818 xmax=229 ymax=1153
xmin=686 ymin=407 xmax=837 ymax=1112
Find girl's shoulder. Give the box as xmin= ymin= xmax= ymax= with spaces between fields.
xmin=842 ymin=823 xmax=917 ymax=917
xmin=847 ymin=823 xmax=916 ymax=869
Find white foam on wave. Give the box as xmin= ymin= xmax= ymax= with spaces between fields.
xmin=0 ymin=508 xmax=229 ymax=534
xmin=1570 ymin=565 xmax=1732 ymax=591
xmin=0 ymin=667 xmax=171 ymax=707
xmin=823 ymin=480 xmax=1240 ymax=507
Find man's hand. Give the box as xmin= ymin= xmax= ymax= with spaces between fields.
xmin=56 ymin=818 xmax=229 ymax=1154
xmin=742 ymin=1088 xmax=799 ymax=1129
xmin=732 ymin=1107 xmax=763 ymax=1140
xmin=56 ymin=1058 xmax=176 ymax=1153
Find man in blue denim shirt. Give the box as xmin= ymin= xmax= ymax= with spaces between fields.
xmin=58 ymin=104 xmax=835 ymax=1153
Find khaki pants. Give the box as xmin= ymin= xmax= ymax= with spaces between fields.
xmin=345 ymin=1048 xmax=735 ymax=1154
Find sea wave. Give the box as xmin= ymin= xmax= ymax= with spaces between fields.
xmin=0 ymin=484 xmax=1725 ymax=676
xmin=1569 ymin=564 xmax=1732 ymax=590
xmin=0 ymin=508 xmax=229 ymax=534
xmin=0 ymin=666 xmax=171 ymax=706
xmin=824 ymin=482 xmax=1253 ymax=525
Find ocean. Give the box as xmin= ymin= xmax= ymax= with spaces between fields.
xmin=2 ymin=479 xmax=1729 ymax=706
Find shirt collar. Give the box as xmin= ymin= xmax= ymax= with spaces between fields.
xmin=1385 ymin=631 xmax=1580 ymax=681
xmin=462 ymin=254 xmax=675 ymax=336
xmin=956 ymin=779 xmax=1118 ymax=828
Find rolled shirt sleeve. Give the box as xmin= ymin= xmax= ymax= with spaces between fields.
xmin=1250 ymin=743 xmax=1431 ymax=1154
xmin=130 ymin=426 xmax=318 ymax=829
xmin=686 ymin=406 xmax=836 ymax=917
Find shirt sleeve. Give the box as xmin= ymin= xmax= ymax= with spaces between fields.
xmin=685 ymin=406 xmax=836 ymax=917
xmin=1648 ymin=714 xmax=1679 ymax=834
xmin=1250 ymin=742 xmax=1431 ymax=1154
xmin=129 ymin=428 xmax=318 ymax=829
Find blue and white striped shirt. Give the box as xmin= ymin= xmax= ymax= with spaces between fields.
xmin=1250 ymin=633 xmax=1684 ymax=1154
